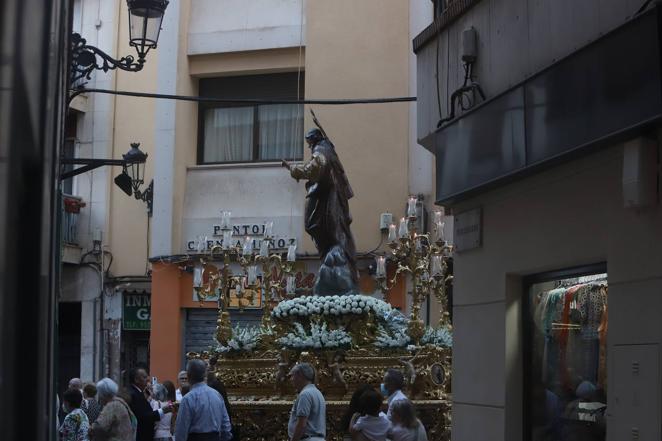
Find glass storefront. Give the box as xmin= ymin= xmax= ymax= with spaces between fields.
xmin=525 ymin=270 xmax=608 ymax=441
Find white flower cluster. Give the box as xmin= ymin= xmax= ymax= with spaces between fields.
xmin=278 ymin=321 xmax=352 ymax=350
xmin=421 ymin=326 xmax=453 ymax=347
xmin=373 ymin=323 xmax=453 ymax=350
xmin=272 ymin=294 xmax=392 ymax=319
xmin=374 ymin=324 xmax=411 ymax=348
xmin=216 ymin=325 xmax=260 ymax=353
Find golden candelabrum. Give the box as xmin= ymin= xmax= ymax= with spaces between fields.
xmin=374 ymin=196 xmax=454 ymax=343
xmin=191 ymin=213 xmax=297 ymax=346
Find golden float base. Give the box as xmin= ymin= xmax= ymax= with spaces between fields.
xmin=203 ymin=345 xmax=452 ymax=440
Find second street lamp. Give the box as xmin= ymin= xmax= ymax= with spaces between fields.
xmin=113 ymin=143 xmax=153 ymax=214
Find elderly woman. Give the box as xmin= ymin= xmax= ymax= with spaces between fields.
xmin=150 ymin=383 xmax=174 ymax=441
xmin=59 ymin=387 xmax=90 ymax=441
xmin=88 ymin=378 xmax=137 ymax=441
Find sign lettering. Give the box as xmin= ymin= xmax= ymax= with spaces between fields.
xmin=123 ymin=293 xmax=151 ymax=331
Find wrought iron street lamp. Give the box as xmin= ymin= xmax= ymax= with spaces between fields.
xmin=70 ymin=0 xmax=169 ymax=85
xmin=113 ymin=143 xmax=153 ymax=214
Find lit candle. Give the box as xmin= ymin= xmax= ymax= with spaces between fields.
xmin=415 ymin=234 xmax=423 ymax=253
xmin=286 ymin=275 xmax=296 ymax=295
xmin=387 ymin=223 xmax=397 ymax=242
xmin=264 ymin=221 xmax=274 ymax=238
xmin=222 ymin=230 xmax=233 ymax=249
xmin=435 ymin=221 xmax=445 ymax=242
xmin=287 ymin=243 xmax=297 ymax=262
xmin=221 ymin=211 xmax=232 ymax=229
xmin=242 ymin=236 xmax=253 ymax=255
xmin=398 ymin=217 xmax=408 ymax=238
xmin=431 ymin=254 xmax=443 ymax=276
xmin=259 ymin=239 xmax=269 ymax=257
xmin=193 ymin=262 xmax=203 ymax=288
xmin=376 ymin=256 xmax=386 ymax=278
xmin=247 ymin=265 xmax=258 ymax=285
xmin=407 ymin=195 xmax=417 ymax=217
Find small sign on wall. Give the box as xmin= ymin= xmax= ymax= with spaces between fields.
xmin=123 ymin=292 xmax=151 ymax=331
xmin=453 ymin=207 xmax=482 ymax=252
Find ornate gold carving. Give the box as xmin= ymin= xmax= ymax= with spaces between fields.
xmin=228 ymin=399 xmax=451 ymax=441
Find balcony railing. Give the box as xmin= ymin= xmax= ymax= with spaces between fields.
xmin=62 ymin=194 xmax=85 ymax=245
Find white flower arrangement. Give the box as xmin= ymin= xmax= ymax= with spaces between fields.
xmin=277 ymin=321 xmax=352 ymax=350
xmin=215 ymin=325 xmax=261 ymax=353
xmin=374 ymin=324 xmax=411 ymax=348
xmin=272 ymin=294 xmax=392 ymax=319
xmin=421 ymin=326 xmax=453 ymax=347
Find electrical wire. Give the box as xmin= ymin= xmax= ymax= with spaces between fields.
xmin=68 ymin=88 xmax=416 ymax=106
xmin=357 ymin=233 xmax=385 ymax=258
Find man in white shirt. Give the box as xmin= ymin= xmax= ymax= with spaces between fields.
xmin=175 ymin=370 xmax=188 ymax=401
xmin=381 ymin=369 xmax=407 ymax=419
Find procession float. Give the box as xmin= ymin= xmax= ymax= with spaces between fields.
xmin=187 ymin=112 xmax=454 ymax=441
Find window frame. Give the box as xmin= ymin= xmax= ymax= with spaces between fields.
xmin=196 ymin=73 xmax=305 ymax=166
xmin=521 ymin=262 xmax=607 ymax=441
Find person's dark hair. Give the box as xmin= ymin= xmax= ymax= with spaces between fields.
xmin=207 ymin=372 xmax=233 ymax=418
xmin=136 ymin=362 xmax=149 ymax=372
xmin=63 ymin=388 xmax=83 ymax=409
xmin=180 ymin=385 xmax=190 ymax=396
xmin=186 ymin=359 xmax=207 ymax=384
xmin=83 ymin=383 xmax=97 ymax=398
xmin=128 ymin=367 xmax=138 ymax=384
xmin=390 ymin=399 xmax=418 ymax=429
xmin=341 ymin=384 xmax=375 ymax=432
xmin=385 ymin=368 xmax=405 ymax=391
xmin=162 ymin=380 xmax=176 ymax=402
xmin=359 ymin=389 xmax=383 ymax=416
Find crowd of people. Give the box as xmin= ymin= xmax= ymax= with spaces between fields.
xmin=57 ymin=362 xmax=428 ymax=441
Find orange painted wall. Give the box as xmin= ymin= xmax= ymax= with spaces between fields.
xmin=150 ymin=263 xmax=184 ymax=383
xmin=150 ymin=262 xmax=216 ymax=383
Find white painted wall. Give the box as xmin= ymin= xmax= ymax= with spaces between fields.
xmin=72 ymin=0 xmax=119 ymax=254
xmin=65 ymin=0 xmax=121 ymax=383
xmin=151 ymin=0 xmax=181 ymax=257
xmin=181 ymin=164 xmax=305 ymax=252
xmin=188 ymin=0 xmax=306 ymax=55
xmin=408 ymin=0 xmax=434 ymax=198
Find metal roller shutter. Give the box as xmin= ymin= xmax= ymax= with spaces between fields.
xmin=184 ymin=308 xmax=263 ymax=355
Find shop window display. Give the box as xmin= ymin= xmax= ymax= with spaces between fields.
xmin=526 ymin=272 xmax=608 ymax=441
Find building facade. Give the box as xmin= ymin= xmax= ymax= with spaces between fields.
xmin=144 ymin=0 xmax=439 ymax=383
xmin=62 ymin=0 xmax=442 ymax=386
xmin=415 ymin=2 xmax=662 ymax=441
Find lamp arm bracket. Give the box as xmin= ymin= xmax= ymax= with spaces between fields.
xmin=70 ymin=33 xmax=145 ymax=86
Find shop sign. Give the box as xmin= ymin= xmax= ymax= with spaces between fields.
xmin=123 ymin=293 xmax=151 ymax=331
xmin=185 ymin=221 xmax=296 ymax=252
xmin=454 ymin=207 xmax=482 ymax=252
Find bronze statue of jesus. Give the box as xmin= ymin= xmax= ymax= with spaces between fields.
xmin=282 ymin=127 xmax=358 ymax=296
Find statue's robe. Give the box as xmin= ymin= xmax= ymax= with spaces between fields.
xmin=290 ymin=139 xmax=358 ymax=288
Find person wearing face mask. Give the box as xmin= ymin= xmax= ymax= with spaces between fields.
xmin=59 ymin=387 xmax=90 ymax=441
xmin=381 ymin=369 xmax=407 ymax=420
